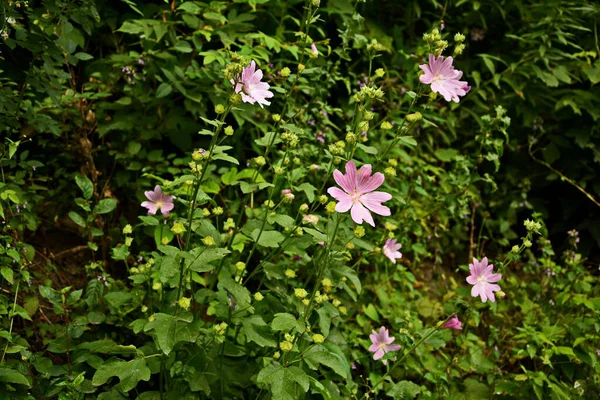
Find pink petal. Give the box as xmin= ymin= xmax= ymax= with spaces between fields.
xmin=368 ymin=343 xmax=379 ymax=353
xmin=141 ymin=201 xmax=157 ymax=215
xmin=361 ymin=192 xmax=392 ymax=216
xmin=351 ymin=203 xmax=374 ymax=226
xmin=333 ymin=170 xmax=353 ymax=194
xmin=373 ymin=348 xmax=385 ymax=360
xmin=327 ymin=187 xmax=353 ymax=212
xmin=357 ymin=171 xmax=385 ymax=193
xmin=160 ymin=202 xmax=174 ymax=216
xmin=386 ymin=344 xmax=401 ymax=352
xmin=466 ymin=275 xmax=478 ymax=285
xmin=486 ymin=273 xmax=502 ymax=283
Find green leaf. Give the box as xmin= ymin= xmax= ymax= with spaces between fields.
xmin=159 ymin=255 xmax=179 ymax=283
xmin=92 ymin=357 xmax=151 ymax=392
xmin=187 ymin=248 xmax=230 ymax=272
xmin=242 ymin=315 xmax=276 ymax=347
xmin=387 ymin=380 xmax=421 ymax=399
xmin=0 ymin=367 xmax=31 ymax=387
xmin=398 ymin=136 xmax=417 ymax=146
xmin=303 ymin=344 xmax=349 ymax=378
xmin=434 ymin=148 xmax=459 ymax=162
xmin=156 ymin=82 xmax=172 ymax=98
xmin=1 ymin=267 xmax=14 ymax=285
xmin=75 ymin=175 xmax=94 ymax=200
xmin=251 ymin=229 xmax=284 ymax=248
xmin=219 ymin=275 xmax=251 ymax=309
xmin=257 ymin=362 xmax=309 ymax=400
xmin=583 ymin=64 xmax=600 ymax=84
xmin=94 ymin=199 xmax=117 ymax=214
xmin=172 ymin=41 xmax=193 ymax=53
xmin=69 ymin=211 xmax=87 ymax=228
xmin=271 ymin=313 xmax=298 ymax=332
xmin=74 ymin=52 xmax=94 ymax=60
xmin=295 ymin=182 xmax=317 ymax=203
xmin=143 ymin=313 xmax=193 ymax=355
xmin=362 ymin=303 xmax=380 ymax=322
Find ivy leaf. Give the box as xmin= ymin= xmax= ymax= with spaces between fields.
xmin=256 ymin=362 xmax=309 ymax=400
xmin=92 ymin=357 xmax=151 ymax=392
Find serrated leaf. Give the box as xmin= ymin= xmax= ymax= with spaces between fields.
xmin=271 ymin=313 xmax=298 ymax=332
xmin=303 ymin=344 xmax=349 ymax=379
xmin=251 ymin=229 xmax=284 ymax=248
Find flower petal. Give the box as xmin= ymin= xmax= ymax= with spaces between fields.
xmin=351 ymin=203 xmax=374 ymax=226
xmin=361 ymin=191 xmax=392 ymax=216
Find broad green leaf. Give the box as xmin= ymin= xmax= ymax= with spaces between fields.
xmin=256 ymin=362 xmax=309 ymax=400
xmin=187 ymin=248 xmax=230 ymax=272
xmin=251 ymin=229 xmax=284 ymax=248
xmin=0 ymin=367 xmax=30 ymax=387
xmin=387 ymin=380 xmax=421 ymax=399
xmin=242 ymin=315 xmax=276 ymax=347
xmin=92 ymin=357 xmax=150 ymax=392
xmin=271 ymin=313 xmax=298 ymax=332
xmin=156 ymin=82 xmax=172 ymax=98
xmin=303 ymin=344 xmax=349 ymax=378
xmin=143 ymin=313 xmax=193 ymax=355
xmin=1 ymin=267 xmax=14 ymax=284
xmin=69 ymin=211 xmax=87 ymax=228
xmin=94 ymin=198 xmax=117 ymax=214
xmin=75 ymin=175 xmax=94 ymax=199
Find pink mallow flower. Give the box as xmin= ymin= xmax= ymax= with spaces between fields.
xmin=383 ymin=239 xmax=402 ymax=264
xmin=327 ymin=161 xmax=392 ymax=227
xmin=311 ymin=43 xmax=319 ymax=56
xmin=369 ymin=327 xmax=401 ymax=361
xmin=141 ymin=185 xmax=175 ymax=217
xmin=466 ymin=257 xmax=502 ymax=303
xmin=442 ymin=316 xmax=462 ymax=330
xmin=419 ymin=54 xmax=470 ymax=103
xmin=231 ymin=60 xmax=273 ymax=108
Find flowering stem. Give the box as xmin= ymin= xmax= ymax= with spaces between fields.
xmin=176 ymin=105 xmax=231 ymax=301
xmin=375 ymin=88 xmax=423 ymax=168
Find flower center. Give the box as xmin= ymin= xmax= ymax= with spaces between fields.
xmin=351 ymin=190 xmax=363 ymax=205
xmin=476 ymin=275 xmax=487 ymax=284
xmin=433 ymin=73 xmax=445 ymax=82
xmin=155 ymin=200 xmax=164 ymax=210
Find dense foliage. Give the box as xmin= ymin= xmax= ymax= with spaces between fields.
xmin=1 ymin=0 xmax=599 ymax=399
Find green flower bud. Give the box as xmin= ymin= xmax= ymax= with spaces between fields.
xmin=224 ymin=125 xmax=234 ymax=136
xmin=215 ymin=104 xmax=226 ymax=114
xmin=281 ymin=67 xmax=291 ymax=77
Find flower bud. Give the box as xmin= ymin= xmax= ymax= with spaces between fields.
xmin=325 ymin=202 xmax=337 ymax=213
xmin=319 ymin=195 xmax=328 ymax=204
xmin=272 ymin=114 xmax=281 ymax=122
xmin=312 ymin=0 xmax=320 ymax=7
xmin=300 ymin=203 xmax=309 ymax=212
xmin=279 ymin=341 xmax=293 ymax=352
xmin=354 ymin=226 xmax=365 ymax=238
xmin=285 ymin=269 xmax=296 ymax=278
xmin=381 ymin=121 xmax=393 ymax=130
xmin=302 ymin=299 xmax=310 ymax=306
xmin=454 ymin=33 xmax=466 ymax=42
xmin=224 ymin=126 xmax=234 ymax=136
xmin=254 ymin=156 xmax=266 ymax=166
xmin=375 ymin=68 xmax=385 ymax=78
xmin=363 ymin=111 xmax=374 ymax=121
xmin=524 ymin=239 xmax=532 ymax=248
xmin=254 ymin=292 xmax=264 ymax=301
xmin=312 ymin=334 xmax=324 ymax=343
xmin=171 ymin=222 xmax=186 ymax=235
xmin=236 ymin=261 xmax=246 ymax=271
xmin=298 ymin=63 xmax=305 ymax=73
xmin=281 ymin=67 xmax=291 ymax=77
xmin=295 ymin=288 xmax=308 ymax=298
xmin=202 ymin=236 xmax=216 ymax=246
xmin=512 ymin=245 xmax=520 ymax=253
xmin=406 ymin=112 xmax=422 ymax=122
xmin=346 ymin=132 xmax=356 ymax=144
xmin=178 ymin=297 xmax=191 ymax=310
xmin=215 ymin=104 xmax=226 ymax=114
